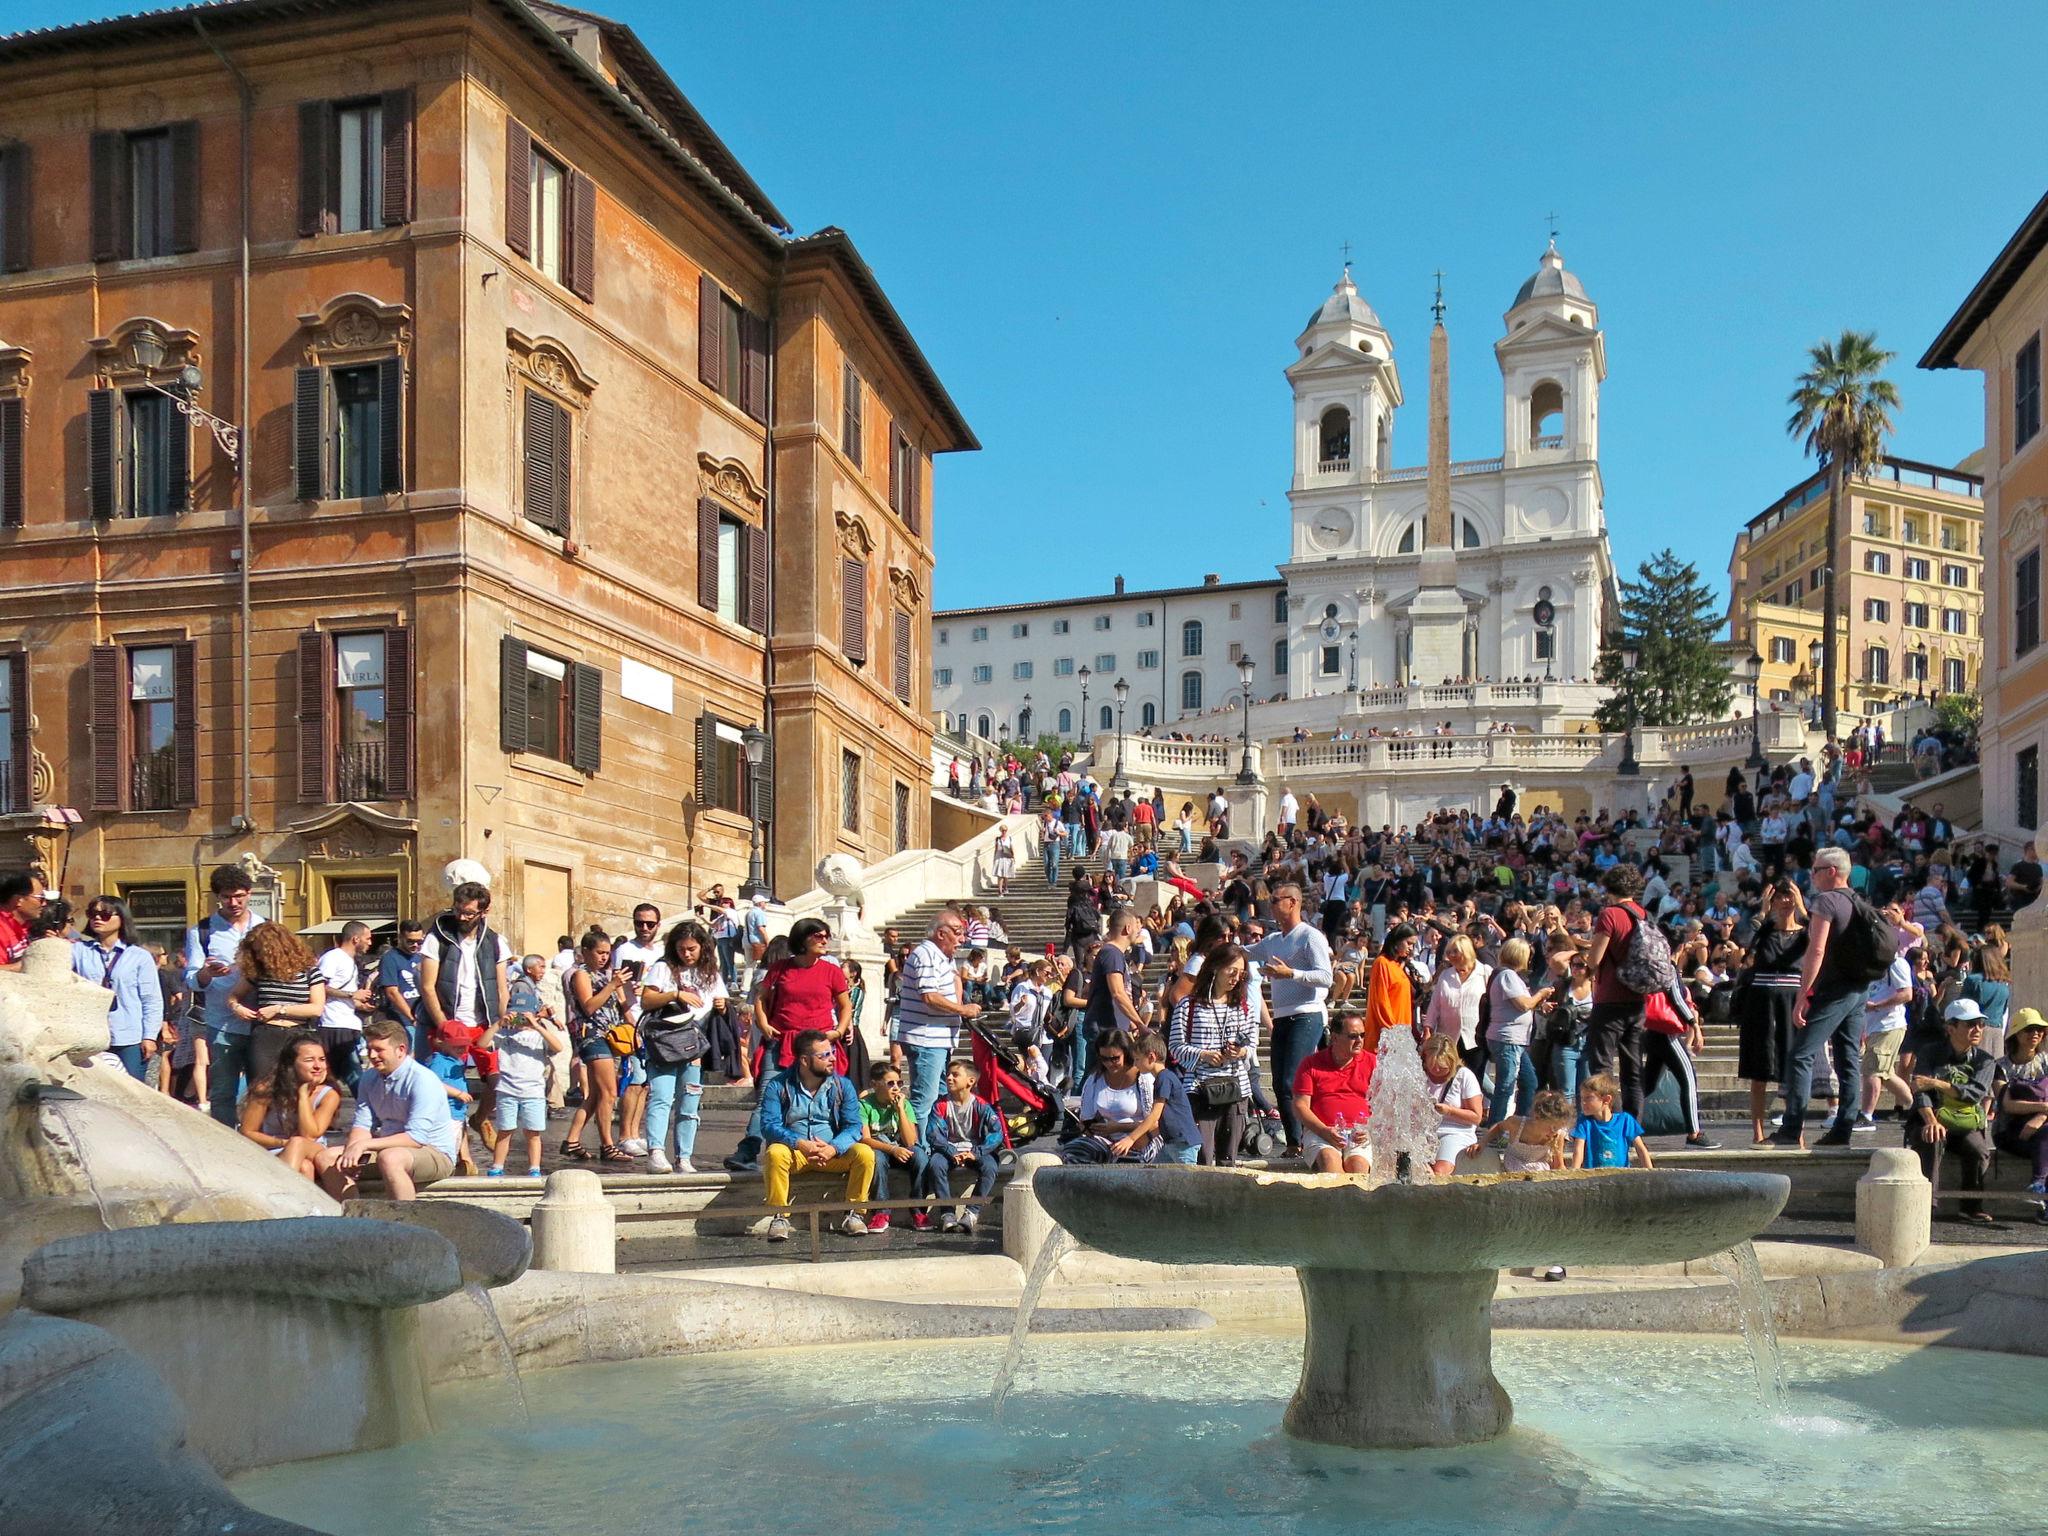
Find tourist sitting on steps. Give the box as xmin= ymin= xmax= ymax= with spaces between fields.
xmin=237 ymin=1029 xmax=340 ymax=1183
xmin=1907 ymin=999 xmax=1998 ymax=1226
xmin=922 ymin=1059 xmax=1003 ymax=1233
xmin=760 ymin=1028 xmax=875 ymax=1242
xmin=858 ymin=1059 xmax=928 ymax=1232
xmin=1292 ymin=1014 xmax=1377 ymax=1176
xmin=316 ymin=1016 xmax=459 ymax=1200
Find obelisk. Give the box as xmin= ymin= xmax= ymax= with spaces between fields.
xmin=1406 ymin=276 xmax=1468 ymax=683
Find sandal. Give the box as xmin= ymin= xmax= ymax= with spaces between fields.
xmin=600 ymin=1144 xmax=636 ymax=1164
xmin=559 ymin=1140 xmax=595 ymax=1161
xmin=1960 ymin=1210 xmax=1998 ymax=1226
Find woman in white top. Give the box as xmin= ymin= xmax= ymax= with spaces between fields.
xmin=1422 ymin=1033 xmax=1485 ymax=1176
xmin=1006 ymin=958 xmax=1055 ymax=1083
xmin=992 ymin=827 xmax=1016 ymax=896
xmin=1484 ymin=937 xmax=1554 ymax=1127
xmin=1068 ymin=1035 xmax=1157 ymax=1163
xmin=638 ymin=920 xmax=727 ymax=1174
xmin=1423 ymin=933 xmax=1491 ymax=1060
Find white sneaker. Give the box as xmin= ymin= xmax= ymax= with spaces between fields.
xmin=620 ymin=1138 xmax=648 ymax=1156
xmin=674 ymin=1156 xmax=697 ymax=1174
xmin=645 ymin=1149 xmax=673 ymax=1174
xmin=838 ymin=1213 xmax=870 ymax=1236
xmin=766 ymin=1216 xmax=791 ymax=1243
xmin=960 ymin=1208 xmax=980 ymax=1234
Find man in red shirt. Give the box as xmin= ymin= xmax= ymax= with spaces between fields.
xmin=1293 ymin=1014 xmax=1377 ymax=1174
xmin=1581 ymin=863 xmax=1650 ymax=1117
xmin=1131 ymin=794 xmax=1156 ymax=852
xmin=0 ymin=872 xmax=46 ymax=969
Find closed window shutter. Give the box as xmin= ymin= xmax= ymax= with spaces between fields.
xmin=86 ymin=388 xmax=115 ymax=518
xmin=548 ymin=398 xmax=570 ymax=533
xmin=522 ymin=391 xmax=562 ymax=532
xmin=569 ymin=661 xmax=603 ymax=775
xmin=170 ymin=639 xmax=198 ymax=808
xmin=383 ymin=625 xmax=414 ymax=798
xmin=5 ymin=654 xmax=27 ymax=809
xmin=165 ymin=390 xmax=190 ymax=514
xmin=0 ymin=396 xmax=22 ymax=527
xmin=905 ymin=439 xmax=922 ymax=537
xmin=499 ymin=635 xmax=530 ymax=754
xmin=296 ymin=629 xmax=333 ymax=803
xmin=887 ymin=421 xmax=900 ymax=515
xmin=1 ymin=140 xmax=31 ymax=273
xmin=89 ymin=131 xmax=125 ymax=261
xmin=893 ymin=610 xmax=912 ymax=702
xmin=505 ymin=119 xmax=531 ymax=259
xmin=841 ymin=362 xmax=861 ymax=466
xmin=741 ymin=309 xmax=769 ymax=422
xmin=567 ymin=169 xmax=596 ymax=302
xmin=377 ymin=356 xmax=403 ymax=494
xmin=694 ymin=710 xmax=719 ymax=806
xmin=89 ymin=645 xmax=122 ymax=811
xmin=297 ymin=101 xmax=332 ymax=237
xmin=380 ymin=89 xmax=413 ymax=226
xmin=293 ymin=365 xmax=324 ymax=500
xmin=697 ymin=273 xmax=722 ymax=389
xmin=168 ymin=121 xmax=199 ymax=255
xmin=744 ymin=521 xmax=768 ymax=633
xmin=841 ymin=558 xmax=867 ymax=662
xmin=754 ymin=733 xmax=774 ymax=824
xmin=696 ymin=497 xmax=719 ymax=610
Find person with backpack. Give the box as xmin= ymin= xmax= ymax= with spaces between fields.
xmin=1776 ymin=846 xmax=1892 ymax=1149
xmin=1579 ymin=863 xmax=1666 ymax=1120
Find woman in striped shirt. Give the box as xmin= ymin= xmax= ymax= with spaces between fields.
xmin=1168 ymin=943 xmax=1258 ymax=1166
xmin=228 ymin=922 xmax=329 ymax=1098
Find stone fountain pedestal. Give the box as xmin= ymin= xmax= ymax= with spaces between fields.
xmin=1035 ymin=1164 xmax=1790 ymax=1450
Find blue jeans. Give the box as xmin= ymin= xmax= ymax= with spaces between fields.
xmin=1487 ymin=1040 xmax=1538 ymax=1125
xmin=1111 ymin=858 xmax=1129 ymax=884
xmin=645 ymin=1059 xmax=703 ymax=1160
xmin=924 ymin=1145 xmax=1000 ymax=1201
xmin=1782 ymin=988 xmax=1863 ymax=1140
xmin=1067 ymin=822 xmax=1085 ymax=856
xmin=871 ymin=1140 xmax=930 ymax=1201
xmin=903 ymin=1043 xmax=951 ymax=1132
xmin=1269 ymin=1011 xmax=1326 ymax=1151
xmin=714 ymin=936 xmax=739 ymax=991
xmin=1550 ymin=1042 xmax=1584 ymax=1096
xmin=1044 ymin=842 xmax=1062 ymax=888
xmin=109 ymin=1042 xmax=148 ymax=1082
xmin=1051 ymin=1027 xmax=1086 ymax=1090
xmin=208 ymin=1028 xmax=253 ymax=1125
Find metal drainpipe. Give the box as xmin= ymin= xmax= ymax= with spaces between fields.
xmin=193 ymin=17 xmax=255 ymax=835
xmin=760 ymin=275 xmax=779 ymax=893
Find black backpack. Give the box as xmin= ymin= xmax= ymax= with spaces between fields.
xmin=1825 ymin=889 xmax=1898 ymax=988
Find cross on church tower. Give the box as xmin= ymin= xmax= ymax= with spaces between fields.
xmin=1431 ymin=270 xmax=1446 ymax=323
xmin=1339 ymin=239 xmax=1353 ymax=275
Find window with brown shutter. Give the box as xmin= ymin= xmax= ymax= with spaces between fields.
xmin=167 ymin=122 xmax=198 ymax=255
xmin=298 ymin=102 xmax=332 ymax=237
xmin=95 ymin=123 xmax=197 ymax=260
xmin=383 ymin=625 xmax=415 ymax=798
xmin=2 ymin=653 xmax=28 ymax=814
xmin=301 ymin=94 xmax=412 ymax=236
xmin=567 ymin=170 xmax=596 ymax=302
xmin=840 ymin=558 xmax=868 ymax=664
xmin=0 ymin=396 xmax=22 ymax=527
xmin=89 ymin=132 xmax=124 ymax=262
xmin=170 ymin=640 xmax=198 ymax=808
xmin=744 ymin=522 xmax=768 ymax=633
xmin=521 ymin=390 xmax=570 ymax=535
xmin=499 ymin=636 xmax=530 ymax=755
xmin=86 ymin=389 xmax=115 ymax=519
xmin=697 ymin=273 xmax=723 ymax=390
xmin=0 ymin=140 xmax=31 ymax=274
xmin=505 ymin=119 xmax=532 ymax=259
xmin=569 ymin=660 xmax=602 ymax=775
xmin=897 ymin=433 xmax=922 ymax=536
xmin=380 ymin=90 xmax=413 ymax=226
xmin=741 ymin=310 xmax=769 ymax=422
xmin=88 ymin=645 xmax=121 ymax=811
xmin=840 ymin=362 xmax=862 ymax=466
xmin=893 ymin=610 xmax=913 ymax=703
xmin=696 ymin=496 xmax=721 ymax=611
xmin=293 ymin=366 xmax=325 ymax=500
xmin=296 ymin=629 xmax=334 ymax=803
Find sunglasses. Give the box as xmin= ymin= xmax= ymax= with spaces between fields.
xmin=635 ymin=918 xmax=659 ymax=927
xmin=86 ymin=907 xmax=117 ymax=921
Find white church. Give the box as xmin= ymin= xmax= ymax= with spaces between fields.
xmin=931 ymin=242 xmax=1620 ymax=744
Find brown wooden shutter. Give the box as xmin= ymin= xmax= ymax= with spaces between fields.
xmin=505 ymin=119 xmax=532 ymax=258
xmin=569 ymin=661 xmax=602 ymax=775
xmin=5 ymin=654 xmax=27 ymax=810
xmin=1 ymin=140 xmax=30 ymax=273
xmin=0 ymin=396 xmax=22 ymax=527
xmin=90 ymin=131 xmax=125 ymax=262
xmin=499 ymin=635 xmax=530 ymax=754
xmin=170 ymin=639 xmax=198 ymax=808
xmin=292 ymin=365 xmax=324 ymax=501
xmin=893 ymin=610 xmax=913 ymax=703
xmin=841 ymin=362 xmax=861 ymax=466
xmin=753 ymin=731 xmax=775 ymax=824
xmin=296 ymin=629 xmax=333 ymax=803
xmin=383 ymin=625 xmax=414 ymax=798
xmin=741 ymin=309 xmax=769 ymax=422
xmin=840 ymin=558 xmax=868 ymax=663
xmin=887 ymin=423 xmax=901 ymax=516
xmin=696 ymin=497 xmax=720 ymax=610
xmin=743 ymin=521 xmax=768 ymax=633
xmin=522 ymin=391 xmax=566 ymax=533
xmin=377 ymin=356 xmax=403 ymax=494
xmin=380 ymin=89 xmax=413 ymax=226
xmin=694 ymin=710 xmax=719 ymax=806
xmin=297 ymin=101 xmax=332 ymax=237
xmin=89 ymin=645 xmax=122 ymax=811
xmin=168 ymin=121 xmax=199 ymax=254
xmin=86 ymin=388 xmax=116 ymax=518
xmin=697 ymin=274 xmax=723 ymax=389
xmin=567 ymin=169 xmax=596 ymax=302
xmin=905 ymin=438 xmax=922 ymax=537
xmin=165 ymin=395 xmax=190 ymax=514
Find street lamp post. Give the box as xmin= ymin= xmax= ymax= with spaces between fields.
xmin=1616 ymin=640 xmax=1641 ymax=776
xmin=739 ymin=723 xmax=770 ymax=901
xmin=1743 ymin=651 xmax=1767 ymax=769
xmin=1078 ymin=665 xmax=1092 ymax=749
xmin=1807 ymin=639 xmax=1825 ymax=728
xmin=1235 ymin=652 xmax=1259 ymax=786
xmin=1111 ymin=677 xmax=1130 ymax=789
xmin=1020 ymin=692 xmax=1031 ymax=745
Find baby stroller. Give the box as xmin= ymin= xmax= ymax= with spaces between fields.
xmin=968 ymin=1019 xmax=1078 ymax=1153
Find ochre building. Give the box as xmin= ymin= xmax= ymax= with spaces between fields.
xmin=0 ymin=0 xmax=974 ymax=955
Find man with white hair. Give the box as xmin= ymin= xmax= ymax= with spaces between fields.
xmin=892 ymin=909 xmax=982 ymax=1128
xmin=1776 ymin=846 xmax=1866 ymax=1148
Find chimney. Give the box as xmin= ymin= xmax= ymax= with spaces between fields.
xmin=1203 ymin=573 xmax=1220 ymax=586
xmin=1114 ymin=574 xmax=1125 ymax=595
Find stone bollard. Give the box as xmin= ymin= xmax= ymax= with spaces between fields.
xmin=529 ymin=1169 xmax=616 ymax=1274
xmin=1002 ymin=1151 xmax=1064 ymax=1273
xmin=1855 ymin=1146 xmax=1931 ymax=1268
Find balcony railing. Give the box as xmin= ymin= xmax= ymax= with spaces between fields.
xmin=131 ymin=754 xmax=176 ymax=811
xmin=1532 ymin=433 xmax=1565 ymax=450
xmin=1317 ymin=457 xmax=1352 ymax=474
xmin=337 ymin=740 xmax=388 ymax=801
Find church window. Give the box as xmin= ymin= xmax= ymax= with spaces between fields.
xmin=1181 ymin=619 xmax=1203 ymax=657
xmin=1099 ymin=705 xmax=1112 ymax=731
xmin=1323 ymin=603 xmax=1339 ymax=620
xmin=1319 ymin=406 xmax=1352 ymax=465
xmin=1273 ymin=638 xmax=1287 ymax=674
xmin=1320 ymin=645 xmax=1340 ymax=675
xmin=1529 ymin=381 xmax=1565 ymax=447
xmin=1463 ymin=519 xmax=1482 ymax=549
xmin=1273 ymin=590 xmax=1288 ymax=624
xmin=1140 ymin=701 xmax=1156 ymax=727
xmin=1057 ymin=707 xmax=1072 ymax=734
xmin=976 ymin=712 xmax=992 ymax=738
xmin=1397 ymin=522 xmax=1416 ymax=554
xmin=1534 ymin=628 xmax=1555 ymax=662
xmin=1180 ymin=670 xmax=1202 ymax=711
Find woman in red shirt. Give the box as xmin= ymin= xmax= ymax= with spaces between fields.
xmin=753 ymin=918 xmax=853 ymax=1076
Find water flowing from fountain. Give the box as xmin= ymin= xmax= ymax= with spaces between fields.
xmin=991 ymin=1226 xmax=1075 ymax=1419
xmin=1707 ymin=1241 xmax=1786 ymax=1410
xmin=1367 ymin=1026 xmax=1438 ymax=1185
xmin=461 ymin=1281 xmax=531 ymax=1427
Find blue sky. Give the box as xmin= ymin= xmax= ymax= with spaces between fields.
xmin=18 ymin=1 xmax=2045 ymax=618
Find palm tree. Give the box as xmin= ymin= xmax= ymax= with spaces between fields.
xmin=1786 ymin=330 xmax=1900 ymax=739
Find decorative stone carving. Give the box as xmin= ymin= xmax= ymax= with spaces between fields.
xmin=1487 ymin=576 xmax=1518 ymax=594
xmin=835 ymin=509 xmax=876 ymax=560
xmin=697 ymin=453 xmax=764 ymax=517
xmin=28 ymin=743 xmax=52 ymax=803
xmin=1572 ymin=564 xmax=1597 ymax=586
xmin=298 ymin=294 xmax=413 ymax=367
xmin=888 ymin=565 xmax=925 ymax=610
xmin=0 ymin=342 xmax=31 ymax=397
xmin=2009 ymin=498 xmax=2043 ymax=552
xmin=505 ymin=330 xmax=596 ymax=406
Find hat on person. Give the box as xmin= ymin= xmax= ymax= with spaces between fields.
xmin=507 ymin=978 xmax=542 ymax=1015
xmin=2012 ymin=1006 xmax=2048 ymax=1036
xmin=1942 ymin=997 xmax=1984 ymax=1023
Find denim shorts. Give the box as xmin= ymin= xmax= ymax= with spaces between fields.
xmin=494 ymin=1095 xmax=546 ymax=1133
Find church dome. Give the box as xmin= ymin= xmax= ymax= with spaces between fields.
xmin=1512 ymin=240 xmax=1588 ymax=307
xmin=1306 ymin=269 xmax=1383 ymax=334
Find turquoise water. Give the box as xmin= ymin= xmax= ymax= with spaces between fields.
xmin=235 ymin=1329 xmax=2040 ymax=1535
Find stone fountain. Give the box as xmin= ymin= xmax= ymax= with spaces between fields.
xmin=1034 ymin=1163 xmax=1790 ymax=1449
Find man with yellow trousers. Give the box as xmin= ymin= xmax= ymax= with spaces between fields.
xmin=759 ymin=1028 xmax=875 ymax=1242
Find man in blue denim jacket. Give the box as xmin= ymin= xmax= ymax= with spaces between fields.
xmin=759 ymin=1028 xmax=874 ymax=1242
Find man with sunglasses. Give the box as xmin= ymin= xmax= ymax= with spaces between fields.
xmin=71 ymin=896 xmax=162 ymax=1082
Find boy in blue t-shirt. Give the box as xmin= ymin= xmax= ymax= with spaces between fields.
xmin=1137 ymin=1032 xmax=1201 ymax=1165
xmin=425 ymin=1027 xmax=479 ymax=1175
xmin=1569 ymin=1073 xmax=1653 ymax=1170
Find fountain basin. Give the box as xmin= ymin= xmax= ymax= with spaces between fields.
xmin=1033 ymin=1165 xmax=1790 ymax=1448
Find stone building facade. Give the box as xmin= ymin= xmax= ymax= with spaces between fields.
xmin=0 ymin=0 xmax=972 ymax=955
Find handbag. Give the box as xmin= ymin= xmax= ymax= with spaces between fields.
xmin=646 ymin=1014 xmax=709 ymax=1066
xmin=1199 ymin=1072 xmax=1244 ymax=1107
xmin=1643 ymin=989 xmax=1687 ymax=1037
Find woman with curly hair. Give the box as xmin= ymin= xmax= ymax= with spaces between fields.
xmin=238 ymin=1029 xmax=341 ymax=1181
xmin=228 ymin=922 xmax=328 ymax=1096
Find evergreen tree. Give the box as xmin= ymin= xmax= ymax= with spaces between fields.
xmin=1593 ymin=550 xmax=1732 ymax=730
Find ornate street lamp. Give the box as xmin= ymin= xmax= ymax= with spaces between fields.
xmin=1235 ymin=652 xmax=1259 ymax=786
xmin=740 ymin=723 xmax=770 ymax=900
xmin=1616 ymin=639 xmax=1642 ymax=776
xmin=1743 ymin=652 xmax=1767 ymax=769
xmin=1078 ymin=665 xmax=1092 ymax=749
xmin=1111 ymin=676 xmax=1130 ymax=789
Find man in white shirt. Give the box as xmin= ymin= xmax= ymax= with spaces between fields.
xmin=1277 ymin=787 xmax=1300 ymax=837
xmin=1858 ymin=951 xmax=1913 ymax=1129
xmin=1100 ymin=824 xmax=1134 ymax=887
xmin=314 ymin=920 xmax=375 ymax=1091
xmin=1247 ymin=882 xmax=1334 ymax=1157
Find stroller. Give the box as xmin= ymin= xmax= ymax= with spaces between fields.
xmin=968 ymin=1018 xmax=1079 ymax=1153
